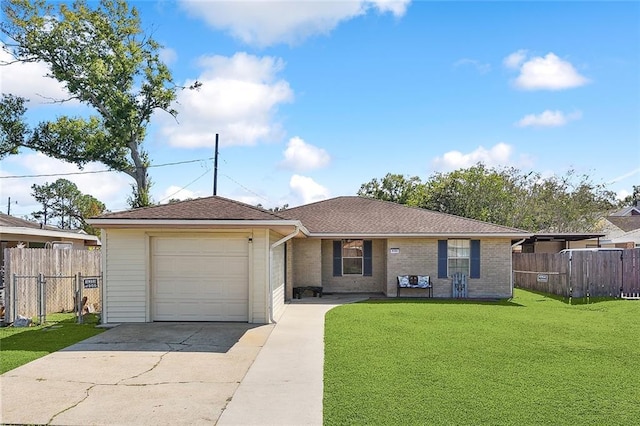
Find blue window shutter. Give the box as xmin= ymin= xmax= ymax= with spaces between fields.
xmin=470 ymin=240 xmax=481 ymax=278
xmin=363 ymin=240 xmax=373 ymax=276
xmin=438 ymin=240 xmax=448 ymax=278
xmin=333 ymin=240 xmax=342 ymax=277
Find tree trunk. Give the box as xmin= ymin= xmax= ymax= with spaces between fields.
xmin=126 ymin=141 xmax=151 ymax=208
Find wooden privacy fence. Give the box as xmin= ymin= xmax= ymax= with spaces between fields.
xmin=2 ymin=248 xmax=101 ymax=323
xmin=513 ymin=249 xmax=640 ymax=299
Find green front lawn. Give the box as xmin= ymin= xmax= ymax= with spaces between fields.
xmin=0 ymin=313 xmax=104 ymax=374
xmin=324 ymin=289 xmax=640 ymax=425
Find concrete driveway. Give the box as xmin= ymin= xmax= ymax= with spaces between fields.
xmin=0 ymin=322 xmax=274 ymax=425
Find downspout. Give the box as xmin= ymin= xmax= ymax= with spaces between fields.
xmin=268 ymin=225 xmax=301 ymax=324
xmin=510 ymin=238 xmax=527 ymax=298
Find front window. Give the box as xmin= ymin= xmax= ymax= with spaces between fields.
xmin=342 ymin=239 xmax=363 ymax=275
xmin=448 ymin=239 xmax=470 ymax=277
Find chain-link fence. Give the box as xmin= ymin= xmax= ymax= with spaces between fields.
xmin=75 ymin=274 xmax=102 ymax=324
xmin=2 ymin=248 xmax=101 ymax=325
xmin=6 ymin=273 xmax=102 ymax=324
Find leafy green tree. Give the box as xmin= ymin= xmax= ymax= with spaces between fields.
xmin=621 ymin=185 xmax=640 ymax=206
xmin=31 ymin=180 xmax=56 ymax=225
xmin=256 ymin=203 xmax=289 ymax=212
xmin=0 ymin=94 xmax=29 ymax=158
xmin=31 ymin=179 xmax=106 ymax=235
xmin=357 ymin=173 xmax=424 ymax=205
xmin=359 ymin=164 xmax=617 ymax=232
xmin=420 ymin=164 xmax=523 ymax=226
xmin=1 ymin=0 xmax=199 ymax=207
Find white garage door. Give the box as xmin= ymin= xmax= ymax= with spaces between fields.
xmin=152 ymin=235 xmax=249 ymax=321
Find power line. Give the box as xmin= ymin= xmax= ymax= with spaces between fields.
xmin=0 ymin=157 xmax=214 ymax=179
xmin=2 ymin=168 xmax=115 ymax=179
xmin=158 ymin=168 xmax=212 ymax=203
xmin=151 ymin=157 xmax=213 ymax=168
xmin=3 ymin=149 xmax=274 ymax=207
xmin=220 ymin=172 xmax=270 ymax=203
xmin=215 ymin=151 xmax=272 ymax=204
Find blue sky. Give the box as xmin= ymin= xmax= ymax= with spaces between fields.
xmin=1 ymin=0 xmax=639 ymax=217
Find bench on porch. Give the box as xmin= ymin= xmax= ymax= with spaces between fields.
xmin=397 ymin=275 xmax=432 ymax=298
xmin=293 ymin=286 xmax=323 ymax=299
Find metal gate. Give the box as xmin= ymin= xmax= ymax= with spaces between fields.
xmin=6 ymin=273 xmax=102 ymax=325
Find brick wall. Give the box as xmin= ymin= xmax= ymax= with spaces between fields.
xmin=320 ymin=239 xmax=386 ymax=293
xmin=470 ymin=239 xmax=512 ymax=298
xmin=290 ymin=239 xmax=322 ymax=291
xmin=386 ymin=238 xmax=513 ymax=298
xmin=386 ymin=238 xmax=438 ymax=297
xmin=290 ymin=237 xmax=513 ymax=298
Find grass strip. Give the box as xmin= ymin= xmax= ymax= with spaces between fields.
xmin=1 ymin=313 xmax=104 ymax=374
xmin=324 ymin=289 xmax=640 ymax=425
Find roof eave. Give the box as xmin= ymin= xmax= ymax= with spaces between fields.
xmin=305 ymin=232 xmax=534 ymax=239
xmin=1 ymin=226 xmax=101 ymax=243
xmin=87 ymin=219 xmax=310 ymax=234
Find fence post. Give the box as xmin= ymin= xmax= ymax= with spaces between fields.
xmin=620 ymin=251 xmax=624 ymax=297
xmin=38 ymin=273 xmax=46 ymax=325
xmin=12 ymin=273 xmax=17 ymax=324
xmin=76 ymin=272 xmax=83 ymax=324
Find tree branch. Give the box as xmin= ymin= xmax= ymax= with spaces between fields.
xmin=35 ymin=93 xmax=81 ymax=104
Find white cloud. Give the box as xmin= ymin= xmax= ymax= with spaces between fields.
xmin=503 ymin=49 xmax=527 ymax=69
xmin=370 ymin=0 xmax=411 ymax=16
xmin=178 ymin=0 xmax=410 ymax=47
xmin=289 ymin=174 xmax=330 ymax=205
xmin=1 ymin=153 xmax=131 ymax=213
xmin=505 ymin=51 xmax=590 ymax=91
xmin=453 ymin=58 xmax=491 ymax=74
xmin=616 ymin=189 xmax=630 ymax=201
xmin=0 ymin=42 xmax=73 ymax=104
xmin=516 ymin=110 xmax=582 ymax=128
xmin=158 ymin=52 xmax=293 ymax=148
xmin=432 ymin=143 xmax=514 ymax=170
xmin=159 ymin=47 xmax=178 ymax=65
xmin=280 ymin=137 xmax=331 ymax=171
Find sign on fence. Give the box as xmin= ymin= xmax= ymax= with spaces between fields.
xmin=537 ymin=274 xmax=549 ymax=283
xmin=83 ymin=278 xmax=99 ymax=288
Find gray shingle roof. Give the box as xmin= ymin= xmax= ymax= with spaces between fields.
xmin=94 ymin=196 xmax=285 ymax=221
xmin=606 ymin=216 xmax=640 ymax=232
xmin=0 ymin=213 xmax=58 ymax=231
xmin=279 ymin=196 xmax=529 ymax=235
xmin=92 ymin=195 xmax=530 ymax=236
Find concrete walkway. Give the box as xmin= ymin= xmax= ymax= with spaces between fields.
xmin=218 ymin=295 xmax=366 ymax=426
xmin=0 ymin=295 xmax=366 ymax=425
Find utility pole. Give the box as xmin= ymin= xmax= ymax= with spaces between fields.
xmin=7 ymin=197 xmax=17 ymax=215
xmin=213 ymin=133 xmax=219 ymax=196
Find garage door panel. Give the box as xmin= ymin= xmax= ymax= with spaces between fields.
xmin=154 ymin=256 xmax=247 ymax=276
xmin=154 ymin=237 xmax=248 ymax=256
xmin=152 ymin=236 xmax=249 ymax=322
xmin=154 ymin=300 xmax=247 ymax=322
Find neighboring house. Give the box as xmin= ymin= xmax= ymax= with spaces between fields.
xmin=1 ymin=213 xmax=101 ymax=287
xmin=519 ymin=233 xmax=606 ymax=253
xmin=88 ymin=196 xmax=532 ymax=325
xmin=0 ymin=213 xmax=101 ymax=250
xmin=609 ymin=203 xmax=640 ymax=217
xmin=598 ymin=216 xmax=640 ymax=248
xmin=582 ymin=204 xmax=640 ymax=249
